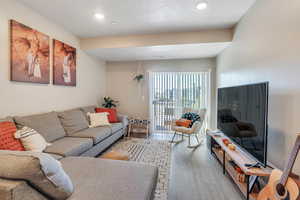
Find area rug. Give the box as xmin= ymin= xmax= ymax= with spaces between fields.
xmin=105 ymin=138 xmax=172 ymax=200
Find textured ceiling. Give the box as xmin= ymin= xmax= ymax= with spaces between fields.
xmin=17 ymin=0 xmax=255 ymax=38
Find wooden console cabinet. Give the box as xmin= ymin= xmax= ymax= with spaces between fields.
xmin=207 ymin=130 xmax=273 ymax=200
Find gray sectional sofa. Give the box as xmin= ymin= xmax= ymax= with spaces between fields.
xmin=0 ymin=105 xmax=158 ymax=200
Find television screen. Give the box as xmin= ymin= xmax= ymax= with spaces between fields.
xmin=217 ymin=83 xmax=269 ymax=166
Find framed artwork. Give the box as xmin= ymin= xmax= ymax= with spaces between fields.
xmin=53 ymin=39 xmax=76 ymax=86
xmin=10 ymin=20 xmax=50 ymax=84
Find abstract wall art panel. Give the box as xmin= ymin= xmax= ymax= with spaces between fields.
xmin=53 ymin=39 xmax=76 ymax=86
xmin=10 ymin=20 xmax=50 ymax=84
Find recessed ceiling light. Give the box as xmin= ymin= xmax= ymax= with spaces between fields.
xmin=196 ymin=2 xmax=208 ymax=10
xmin=94 ymin=13 xmax=105 ymax=20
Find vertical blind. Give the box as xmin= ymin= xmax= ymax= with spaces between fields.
xmin=149 ymin=72 xmax=210 ymax=133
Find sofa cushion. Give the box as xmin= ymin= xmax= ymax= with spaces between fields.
xmin=58 ymin=109 xmax=89 ymax=135
xmin=80 ymin=106 xmax=96 ymax=115
xmin=61 ymin=157 xmax=158 ymax=200
xmin=0 ymin=178 xmax=49 ymax=200
xmin=44 ymin=137 xmax=93 ymax=157
xmin=71 ymin=126 xmax=112 ymax=144
xmin=46 ymin=153 xmax=63 ymax=160
xmin=111 ymin=122 xmax=123 ymax=133
xmin=14 ymin=112 xmax=66 ymax=143
xmin=0 ymin=150 xmax=74 ymax=200
xmin=80 ymin=106 xmax=97 ymax=122
xmin=0 ymin=117 xmax=14 ymax=123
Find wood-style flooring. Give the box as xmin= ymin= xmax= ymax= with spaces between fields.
xmin=146 ymin=133 xmax=244 ymax=200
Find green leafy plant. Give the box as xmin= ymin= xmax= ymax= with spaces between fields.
xmin=102 ymin=96 xmax=118 ymax=108
xmin=133 ymin=74 xmax=144 ymax=82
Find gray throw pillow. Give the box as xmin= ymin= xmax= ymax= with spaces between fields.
xmin=0 ymin=150 xmax=74 ymax=200
xmin=58 ymin=109 xmax=89 ymax=135
xmin=14 ymin=112 xmax=66 ymax=142
xmin=80 ymin=106 xmax=96 ymax=115
xmin=80 ymin=106 xmax=96 ymax=122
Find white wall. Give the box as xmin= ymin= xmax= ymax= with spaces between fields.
xmin=217 ymin=0 xmax=300 ymax=173
xmin=106 ymin=58 xmax=217 ymax=128
xmin=0 ymin=0 xmax=106 ymax=117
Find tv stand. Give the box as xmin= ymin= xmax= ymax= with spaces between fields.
xmin=207 ymin=130 xmax=272 ymax=200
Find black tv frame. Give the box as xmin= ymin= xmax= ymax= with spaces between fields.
xmin=217 ymin=82 xmax=269 ymax=167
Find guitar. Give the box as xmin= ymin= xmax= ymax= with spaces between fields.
xmin=258 ymin=134 xmax=300 ymax=200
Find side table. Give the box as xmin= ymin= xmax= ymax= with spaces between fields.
xmin=128 ymin=118 xmax=150 ymax=139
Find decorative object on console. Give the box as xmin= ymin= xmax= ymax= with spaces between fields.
xmin=0 ymin=121 xmax=25 ymax=151
xmin=87 ymin=112 xmax=110 ymax=128
xmin=258 ymin=133 xmax=300 ymax=200
xmin=95 ymin=107 xmax=119 ymax=123
xmin=53 ymin=39 xmax=76 ymax=86
xmin=10 ymin=20 xmax=50 ymax=84
xmin=102 ymin=96 xmax=118 ymax=108
xmin=222 ymin=138 xmax=230 ymax=146
xmin=228 ymin=143 xmax=236 ymax=151
xmin=14 ymin=126 xmax=51 ymax=152
xmin=229 ymin=160 xmax=246 ymax=182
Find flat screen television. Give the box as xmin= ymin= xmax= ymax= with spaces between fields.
xmin=217 ymin=82 xmax=269 ymax=167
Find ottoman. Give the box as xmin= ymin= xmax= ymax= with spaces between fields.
xmin=101 ymin=150 xmax=129 ymax=161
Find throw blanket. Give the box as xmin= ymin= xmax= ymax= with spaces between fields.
xmin=181 ymin=112 xmax=201 ymax=128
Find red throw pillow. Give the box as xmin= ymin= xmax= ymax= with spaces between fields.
xmin=95 ymin=108 xmax=119 ymax=123
xmin=175 ymin=119 xmax=192 ymax=128
xmin=0 ymin=121 xmax=25 ymax=151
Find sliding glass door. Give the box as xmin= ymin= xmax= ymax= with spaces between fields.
xmin=149 ymin=72 xmax=210 ymax=133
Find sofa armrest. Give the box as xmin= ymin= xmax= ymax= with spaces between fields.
xmin=0 ymin=178 xmax=48 ymax=200
xmin=117 ymin=114 xmax=129 ymax=127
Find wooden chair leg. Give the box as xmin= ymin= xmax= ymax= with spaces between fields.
xmin=127 ymin=125 xmax=131 ymax=138
xmin=146 ymin=123 xmax=149 ymax=139
xmin=170 ymin=131 xmax=176 ymax=143
xmin=195 ymin=134 xmax=201 ymax=144
xmin=169 ymin=132 xmax=184 ymax=144
xmin=187 ymin=134 xmax=202 ymax=148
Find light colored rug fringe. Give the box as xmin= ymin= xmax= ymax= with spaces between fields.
xmin=106 ymin=138 xmax=172 ymax=200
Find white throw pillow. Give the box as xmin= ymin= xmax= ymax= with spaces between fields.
xmin=87 ymin=112 xmax=110 ymax=128
xmin=14 ymin=127 xmax=51 ymax=152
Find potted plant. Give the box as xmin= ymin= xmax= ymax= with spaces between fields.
xmin=102 ymin=96 xmax=118 ymax=108
xmin=133 ymin=74 xmax=144 ymax=83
